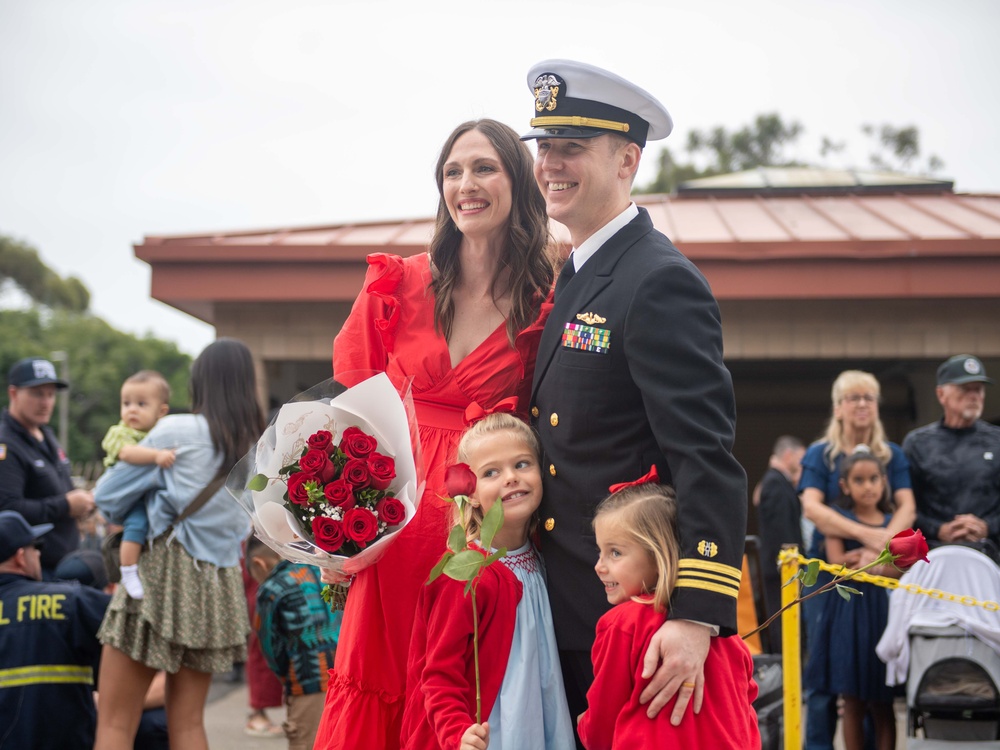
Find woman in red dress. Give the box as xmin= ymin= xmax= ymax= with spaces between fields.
xmin=313 ymin=118 xmax=553 ymax=750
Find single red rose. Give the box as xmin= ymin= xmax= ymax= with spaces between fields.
xmin=343 ymin=507 xmax=379 ymax=548
xmin=368 ymin=452 xmax=396 ymax=491
xmin=340 ymin=426 xmax=378 ymax=459
xmin=343 ymin=458 xmax=371 ymax=489
xmin=887 ymin=528 xmax=930 ymax=570
xmin=312 ymin=516 xmax=346 ymax=553
xmin=307 ymin=430 xmax=334 ymax=455
xmin=286 ymin=472 xmax=317 ymax=506
xmin=376 ymin=496 xmax=406 ymax=526
xmin=445 ymin=463 xmax=477 ymax=498
xmin=323 ymin=478 xmax=356 ymax=510
xmin=299 ymin=448 xmax=335 ymax=483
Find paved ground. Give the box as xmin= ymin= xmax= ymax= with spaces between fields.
xmin=205 ymin=677 xmax=288 ymax=750
xmin=201 ymin=676 xmax=908 ymax=749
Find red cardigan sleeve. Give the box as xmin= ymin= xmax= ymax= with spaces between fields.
xmin=578 ymin=608 xmax=641 ymax=750
xmin=402 ymin=560 xmax=521 ymax=750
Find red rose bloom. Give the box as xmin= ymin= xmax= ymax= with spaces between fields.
xmin=887 ymin=528 xmax=930 ymax=570
xmin=323 ymin=478 xmax=356 ymax=510
xmin=343 ymin=507 xmax=379 ymax=548
xmin=340 ymin=426 xmax=378 ymax=459
xmin=368 ymin=452 xmax=396 ymax=490
xmin=307 ymin=430 xmax=334 ymax=455
xmin=343 ymin=458 xmax=371 ymax=489
xmin=445 ymin=463 xmax=477 ymax=498
xmin=286 ymin=472 xmax=317 ymax=506
xmin=312 ymin=516 xmax=346 ymax=553
xmin=299 ymin=448 xmax=335 ymax=483
xmin=376 ymin=496 xmax=405 ymax=526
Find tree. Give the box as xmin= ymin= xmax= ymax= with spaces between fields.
xmin=0 ymin=235 xmax=90 ymax=312
xmin=1 ymin=232 xmax=193 ymax=467
xmin=640 ymin=113 xmax=806 ymax=194
xmin=861 ymin=123 xmax=944 ymax=175
xmin=0 ymin=308 xmax=192 ymax=465
xmin=638 ymin=114 xmax=944 ymax=194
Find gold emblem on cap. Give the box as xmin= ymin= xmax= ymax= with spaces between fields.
xmin=533 ymin=73 xmax=561 ymax=113
xmin=697 ymin=540 xmax=719 ymax=558
xmin=544 ymin=517 xmax=555 ymax=531
xmin=576 ymin=312 xmax=607 ymax=325
xmin=549 ymin=413 xmax=559 ymax=427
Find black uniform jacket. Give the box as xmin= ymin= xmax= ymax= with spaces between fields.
xmin=0 ymin=409 xmax=77 ymax=570
xmin=531 ymin=208 xmax=747 ymax=650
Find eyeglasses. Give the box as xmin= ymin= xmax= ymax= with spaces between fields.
xmin=842 ymin=394 xmax=877 ymax=404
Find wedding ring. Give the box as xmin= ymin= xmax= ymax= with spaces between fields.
xmin=682 ymin=681 xmax=696 ymax=689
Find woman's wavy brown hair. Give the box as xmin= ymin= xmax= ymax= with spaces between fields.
xmin=429 ymin=119 xmax=552 ymax=346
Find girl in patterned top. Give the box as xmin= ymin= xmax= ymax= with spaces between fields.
xmin=401 ymin=413 xmax=575 ymax=750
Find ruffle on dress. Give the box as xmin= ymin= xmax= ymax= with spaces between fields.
xmin=364 ymin=253 xmax=406 ymax=355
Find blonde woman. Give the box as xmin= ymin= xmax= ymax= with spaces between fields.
xmin=798 ymin=369 xmax=915 ymax=750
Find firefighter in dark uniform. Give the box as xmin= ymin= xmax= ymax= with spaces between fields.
xmin=521 ymin=60 xmax=747 ymax=731
xmin=0 ymin=357 xmax=94 ymax=576
xmin=0 ymin=510 xmax=110 ymax=749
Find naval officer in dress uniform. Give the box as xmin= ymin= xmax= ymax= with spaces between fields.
xmin=521 ymin=59 xmax=748 ymax=732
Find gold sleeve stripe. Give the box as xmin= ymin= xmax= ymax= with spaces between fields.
xmin=677 ymin=570 xmax=743 ymax=589
xmin=529 ymin=115 xmax=631 ymax=133
xmin=678 ymin=559 xmax=742 ymax=580
xmin=674 ymin=579 xmax=741 ymax=598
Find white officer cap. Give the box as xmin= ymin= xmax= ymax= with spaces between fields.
xmin=521 ymin=59 xmax=673 ymax=147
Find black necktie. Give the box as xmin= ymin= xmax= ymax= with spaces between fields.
xmin=555 ymin=255 xmax=575 ymax=298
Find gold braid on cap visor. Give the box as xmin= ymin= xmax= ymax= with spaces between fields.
xmin=529 ymin=115 xmax=630 ymax=133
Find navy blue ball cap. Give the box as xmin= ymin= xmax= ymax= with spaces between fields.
xmin=521 ymin=59 xmax=672 ymax=147
xmin=936 ymin=354 xmax=995 ymax=386
xmin=8 ymin=357 xmax=68 ymax=389
xmin=0 ymin=510 xmax=53 ymax=561
xmin=55 ymin=550 xmax=110 ymax=590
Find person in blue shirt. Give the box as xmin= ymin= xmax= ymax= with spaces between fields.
xmin=93 ymin=338 xmax=265 ymax=750
xmin=797 ymin=369 xmax=915 ymax=750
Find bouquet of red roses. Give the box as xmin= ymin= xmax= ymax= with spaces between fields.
xmin=227 ymin=373 xmax=422 ymax=575
xmin=253 ymin=425 xmax=407 ymax=557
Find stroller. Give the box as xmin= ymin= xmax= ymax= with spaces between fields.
xmin=876 ymin=545 xmax=1000 ymax=747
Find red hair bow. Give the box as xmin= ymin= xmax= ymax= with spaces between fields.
xmin=464 ymin=397 xmax=519 ymax=426
xmin=608 ymin=464 xmax=659 ymax=494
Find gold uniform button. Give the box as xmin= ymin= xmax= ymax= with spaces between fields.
xmin=549 ymin=464 xmax=557 ymax=476
xmin=531 ymin=406 xmax=539 ymax=418
xmin=549 ymin=412 xmax=559 ymax=427
xmin=544 ymin=518 xmax=555 ymax=531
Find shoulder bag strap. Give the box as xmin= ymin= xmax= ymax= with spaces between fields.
xmin=171 ymin=469 xmax=229 ymax=527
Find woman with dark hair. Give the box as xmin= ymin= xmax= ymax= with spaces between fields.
xmin=313 ymin=119 xmax=553 ymax=750
xmin=92 ymin=338 xmax=265 ymax=750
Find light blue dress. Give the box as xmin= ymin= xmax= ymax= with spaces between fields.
xmin=486 ymin=541 xmax=576 ymax=750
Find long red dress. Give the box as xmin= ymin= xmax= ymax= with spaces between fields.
xmin=313 ymin=252 xmax=549 ymax=750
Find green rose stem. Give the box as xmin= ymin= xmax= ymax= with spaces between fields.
xmin=427 ymin=496 xmax=506 ymax=724
xmin=742 ymin=528 xmax=930 ymax=641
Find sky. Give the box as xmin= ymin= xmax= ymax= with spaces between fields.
xmin=2 ymin=0 xmax=998 ymax=355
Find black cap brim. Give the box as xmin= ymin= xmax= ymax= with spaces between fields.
xmin=942 ymin=375 xmax=995 ymax=386
xmin=520 ymin=126 xmax=608 ymax=142
xmin=18 ymin=378 xmax=69 ymax=390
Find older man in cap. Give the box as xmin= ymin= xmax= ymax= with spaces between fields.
xmin=522 ymin=60 xmax=747 ymax=729
xmin=903 ymin=354 xmax=1000 ymax=561
xmin=0 ymin=357 xmax=95 ymax=575
xmin=0 ymin=509 xmax=110 ymax=749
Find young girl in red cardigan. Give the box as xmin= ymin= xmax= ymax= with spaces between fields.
xmin=401 ymin=413 xmax=575 ymax=750
xmin=578 ymin=474 xmax=760 ymax=750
